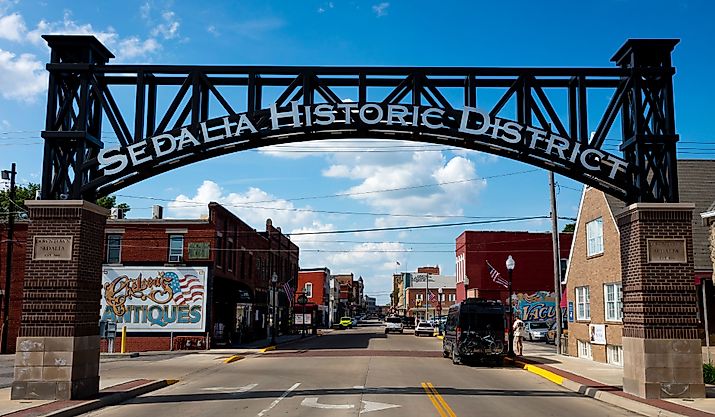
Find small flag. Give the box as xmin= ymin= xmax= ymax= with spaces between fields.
xmin=428 ymin=291 xmax=437 ymax=303
xmin=283 ymin=281 xmax=294 ymax=305
xmin=396 ymin=261 xmax=401 ymax=266
xmin=486 ymin=261 xmax=509 ymax=288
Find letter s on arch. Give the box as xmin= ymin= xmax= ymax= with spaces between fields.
xmin=98 ymin=147 xmax=129 ymax=176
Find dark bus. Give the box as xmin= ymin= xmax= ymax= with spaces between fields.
xmin=442 ymin=298 xmax=506 ymax=365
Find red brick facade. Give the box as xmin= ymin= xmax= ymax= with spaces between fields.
xmin=455 ymin=231 xmax=573 ymax=303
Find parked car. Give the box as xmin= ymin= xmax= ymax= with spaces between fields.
xmin=339 ymin=317 xmax=353 ymax=329
xmin=415 ymin=321 xmax=435 ymax=337
xmin=401 ymin=316 xmax=416 ymax=329
xmin=384 ymin=316 xmax=404 ymax=334
xmin=525 ymin=321 xmax=549 ymax=341
xmin=443 ymin=298 xmax=506 ymax=365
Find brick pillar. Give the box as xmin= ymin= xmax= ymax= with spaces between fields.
xmin=11 ymin=200 xmax=107 ymax=400
xmin=618 ymin=203 xmax=704 ymax=399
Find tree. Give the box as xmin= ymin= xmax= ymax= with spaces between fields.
xmin=0 ymin=183 xmax=40 ymax=220
xmin=562 ymin=223 xmax=576 ymax=233
xmin=96 ymin=195 xmax=131 ymax=215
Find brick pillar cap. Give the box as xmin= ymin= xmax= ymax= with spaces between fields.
xmin=24 ymin=199 xmax=110 ymax=216
xmin=617 ymin=202 xmax=695 ymax=218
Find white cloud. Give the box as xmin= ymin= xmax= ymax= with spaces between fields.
xmin=324 ymin=148 xmax=486 ymax=228
xmin=207 ymin=25 xmax=219 ymax=37
xmin=140 ymin=2 xmax=151 ymax=20
xmin=150 ymin=10 xmax=180 ymax=40
xmin=372 ymin=2 xmax=389 ymax=17
xmin=117 ymin=37 xmax=160 ymax=59
xmin=0 ymin=13 xmax=26 ymax=41
xmin=0 ymin=49 xmax=47 ymax=102
xmin=167 ymin=180 xmax=318 ymax=232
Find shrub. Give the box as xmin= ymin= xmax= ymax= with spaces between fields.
xmin=703 ymin=363 xmax=715 ymax=384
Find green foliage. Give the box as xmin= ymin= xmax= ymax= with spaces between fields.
xmin=96 ymin=195 xmax=116 ymax=209
xmin=0 ymin=183 xmax=40 ymax=219
xmin=562 ymin=223 xmax=576 ymax=233
xmin=95 ymin=195 xmax=131 ymax=214
xmin=703 ymin=363 xmax=715 ymax=384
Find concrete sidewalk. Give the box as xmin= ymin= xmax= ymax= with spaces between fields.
xmin=514 ymin=342 xmax=715 ymax=417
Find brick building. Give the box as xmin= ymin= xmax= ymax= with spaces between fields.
xmin=0 ymin=221 xmax=28 ymax=354
xmin=455 ymin=231 xmax=572 ymax=317
xmin=1 ymin=202 xmax=299 ymax=353
xmin=297 ymin=268 xmax=330 ymax=328
xmin=565 ymin=160 xmax=715 ymax=365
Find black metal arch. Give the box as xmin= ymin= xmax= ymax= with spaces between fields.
xmin=38 ymin=35 xmax=680 ymax=203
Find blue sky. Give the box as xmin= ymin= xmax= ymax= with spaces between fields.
xmin=1 ymin=0 xmax=713 ymax=304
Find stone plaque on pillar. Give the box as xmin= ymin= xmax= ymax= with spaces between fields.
xmin=617 ymin=203 xmax=705 ymax=399
xmin=12 ymin=200 xmax=108 ymax=400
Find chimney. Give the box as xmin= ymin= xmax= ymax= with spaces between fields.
xmin=110 ymin=207 xmax=125 ymax=219
xmin=152 ymin=205 xmax=164 ymax=219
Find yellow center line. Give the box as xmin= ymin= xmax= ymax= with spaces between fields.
xmin=422 ymin=382 xmax=457 ymax=417
xmin=422 ymin=382 xmax=448 ymax=417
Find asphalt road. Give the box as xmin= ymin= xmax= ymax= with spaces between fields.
xmin=81 ymin=321 xmax=637 ymax=417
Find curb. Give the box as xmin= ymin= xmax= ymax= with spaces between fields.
xmin=3 ymin=379 xmax=177 ymax=417
xmin=260 ymin=346 xmax=276 ymax=353
xmin=506 ymin=358 xmax=701 ymax=417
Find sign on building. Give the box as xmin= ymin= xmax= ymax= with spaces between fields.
xmin=32 ymin=236 xmax=73 ymax=261
xmin=100 ymin=266 xmax=208 ymax=332
xmin=294 ymin=314 xmax=311 ymax=325
xmin=188 ymin=242 xmax=211 ymax=260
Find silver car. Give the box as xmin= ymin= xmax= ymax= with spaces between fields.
xmin=524 ymin=321 xmax=549 ymax=341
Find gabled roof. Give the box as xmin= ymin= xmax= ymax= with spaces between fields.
xmin=601 ymin=159 xmax=715 ymax=272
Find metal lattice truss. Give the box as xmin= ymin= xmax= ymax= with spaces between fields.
xmin=39 ymin=36 xmax=680 ymax=203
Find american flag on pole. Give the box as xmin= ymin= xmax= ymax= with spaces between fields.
xmin=167 ymin=272 xmax=204 ymax=305
xmin=283 ymin=281 xmax=294 ymax=305
xmin=486 ymin=261 xmax=509 ymax=288
xmin=428 ymin=291 xmax=437 ymax=303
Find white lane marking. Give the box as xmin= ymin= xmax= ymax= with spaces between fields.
xmin=353 ymin=385 xmax=365 ymax=389
xmin=301 ymin=397 xmax=355 ymax=410
xmin=257 ymin=382 xmax=300 ymax=417
xmin=202 ymin=383 xmax=257 ymax=392
xmin=360 ymin=400 xmax=401 ymax=414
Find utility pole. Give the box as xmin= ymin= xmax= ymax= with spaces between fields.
xmin=1 ymin=163 xmax=17 ymax=354
xmin=549 ymin=171 xmax=563 ymax=355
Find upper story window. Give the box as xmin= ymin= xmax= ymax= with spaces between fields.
xmin=168 ymin=235 xmax=184 ymax=263
xmin=305 ymin=282 xmax=313 ymax=298
xmin=586 ymin=218 xmax=604 ymax=256
xmin=416 ymin=293 xmax=423 ymax=301
xmin=448 ymin=294 xmax=456 ymax=302
xmin=106 ymin=234 xmax=122 ymax=264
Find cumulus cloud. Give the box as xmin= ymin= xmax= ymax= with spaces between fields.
xmin=167 ymin=180 xmax=318 ymax=232
xmin=0 ymin=49 xmax=47 ymax=101
xmin=323 ymin=147 xmax=486 ymax=227
xmin=0 ymin=13 xmax=25 ymax=41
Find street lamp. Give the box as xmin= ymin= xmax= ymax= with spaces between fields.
xmin=438 ymin=287 xmax=443 ymax=320
xmin=506 ymin=255 xmax=515 ymax=356
xmin=271 ymin=272 xmax=278 ymax=345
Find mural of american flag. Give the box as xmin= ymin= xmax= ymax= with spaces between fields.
xmin=167 ymin=272 xmax=204 ymax=305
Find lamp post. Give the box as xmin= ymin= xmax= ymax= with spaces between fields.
xmin=506 ymin=255 xmax=515 ymax=356
xmin=271 ymin=272 xmax=278 ymax=345
xmin=1 ymin=163 xmax=16 ymax=354
xmin=438 ymin=287 xmax=443 ymax=320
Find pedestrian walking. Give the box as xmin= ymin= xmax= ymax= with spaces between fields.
xmin=513 ymin=317 xmax=525 ymax=356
